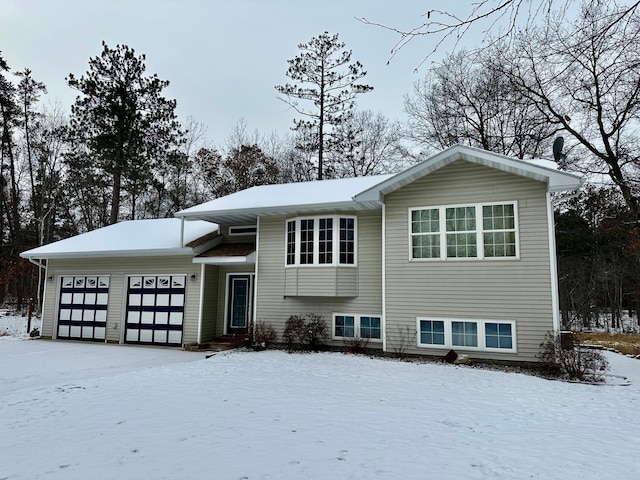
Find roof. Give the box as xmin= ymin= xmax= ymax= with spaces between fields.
xmin=175 ymin=174 xmax=393 ymax=224
xmin=20 ymin=218 xmax=219 ymax=260
xmin=193 ymin=243 xmax=256 ymax=265
xmin=175 ymin=145 xmax=583 ymax=225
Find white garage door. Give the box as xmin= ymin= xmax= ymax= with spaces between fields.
xmin=125 ymin=275 xmax=186 ymax=346
xmin=57 ymin=276 xmax=109 ymax=341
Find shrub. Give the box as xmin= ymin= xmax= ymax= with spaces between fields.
xmin=29 ymin=327 xmax=40 ymax=338
xmin=251 ymin=320 xmax=277 ymax=350
xmin=343 ymin=335 xmax=370 ymax=354
xmin=283 ymin=314 xmax=329 ymax=352
xmin=538 ymin=332 xmax=609 ymax=382
xmin=387 ymin=325 xmax=416 ymax=358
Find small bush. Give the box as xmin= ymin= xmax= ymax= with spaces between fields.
xmin=251 ymin=320 xmax=277 ymax=350
xmin=538 ymin=332 xmax=609 ymax=382
xmin=29 ymin=327 xmax=40 ymax=338
xmin=283 ymin=314 xmax=329 ymax=352
xmin=387 ymin=325 xmax=416 ymax=358
xmin=343 ymin=335 xmax=370 ymax=354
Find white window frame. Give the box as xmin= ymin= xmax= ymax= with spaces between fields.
xmin=332 ymin=313 xmax=382 ymax=342
xmin=409 ymin=201 xmax=519 ymax=261
xmin=285 ymin=215 xmax=357 ymax=267
xmin=415 ymin=317 xmax=517 ymax=353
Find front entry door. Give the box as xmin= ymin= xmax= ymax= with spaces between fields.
xmin=226 ymin=274 xmax=253 ymax=334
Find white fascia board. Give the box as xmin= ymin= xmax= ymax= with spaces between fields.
xmin=20 ymin=247 xmax=196 ymax=261
xmin=192 ymin=252 xmax=256 ymax=265
xmin=176 ymin=201 xmax=372 ymax=223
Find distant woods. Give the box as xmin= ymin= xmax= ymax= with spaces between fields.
xmin=3 ymin=3 xmax=640 ymax=331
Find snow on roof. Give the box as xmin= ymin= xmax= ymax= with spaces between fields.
xmin=20 ymin=218 xmax=219 ymax=259
xmin=176 ymin=174 xmax=394 ymax=223
xmin=176 ymin=145 xmax=583 ymax=224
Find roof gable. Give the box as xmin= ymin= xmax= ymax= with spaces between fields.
xmin=354 ymin=144 xmax=583 ymax=203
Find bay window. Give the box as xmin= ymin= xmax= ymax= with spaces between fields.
xmin=286 ymin=216 xmax=356 ymax=266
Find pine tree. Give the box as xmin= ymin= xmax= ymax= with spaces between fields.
xmin=275 ymin=32 xmax=373 ymax=180
xmin=66 ymin=42 xmax=183 ymax=225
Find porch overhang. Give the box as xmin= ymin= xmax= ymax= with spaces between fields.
xmin=192 ymin=243 xmax=256 ymax=266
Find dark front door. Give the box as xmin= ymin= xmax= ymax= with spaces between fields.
xmin=226 ymin=274 xmax=252 ymax=334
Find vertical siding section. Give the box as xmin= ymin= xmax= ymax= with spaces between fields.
xmin=385 ymin=160 xmax=554 ymax=362
xmin=42 ymin=256 xmax=202 ymax=345
xmin=256 ymin=210 xmax=382 ymax=348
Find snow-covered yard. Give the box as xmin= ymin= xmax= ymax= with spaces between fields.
xmin=1 ymin=318 xmax=639 ymax=479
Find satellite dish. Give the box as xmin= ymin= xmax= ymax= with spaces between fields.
xmin=552 ymin=136 xmax=566 ymax=168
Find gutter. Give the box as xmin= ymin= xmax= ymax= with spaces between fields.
xmin=26 ymin=257 xmax=46 ymax=269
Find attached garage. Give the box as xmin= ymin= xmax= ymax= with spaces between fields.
xmin=125 ymin=274 xmax=186 ymax=346
xmin=21 ymin=218 xmax=221 ymax=347
xmin=57 ymin=275 xmax=110 ymax=341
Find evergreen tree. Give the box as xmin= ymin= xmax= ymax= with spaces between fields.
xmin=275 ymin=32 xmax=373 ymax=180
xmin=66 ymin=42 xmax=183 ymax=225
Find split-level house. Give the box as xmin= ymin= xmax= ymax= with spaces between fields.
xmin=21 ymin=145 xmax=582 ymax=361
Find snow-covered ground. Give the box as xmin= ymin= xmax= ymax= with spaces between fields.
xmin=1 ymin=318 xmax=639 ymax=479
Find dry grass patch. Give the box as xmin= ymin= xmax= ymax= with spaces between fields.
xmin=577 ymin=332 xmax=640 ymax=356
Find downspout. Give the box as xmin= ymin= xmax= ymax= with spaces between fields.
xmin=252 ymin=216 xmax=260 ymax=338
xmin=196 ymin=263 xmax=205 ymax=345
xmin=381 ymin=204 xmax=387 ymax=353
xmin=546 ymin=191 xmax=561 ymax=332
xmin=180 ymin=217 xmax=185 ymax=248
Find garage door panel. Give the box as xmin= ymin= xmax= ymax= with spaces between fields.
xmin=125 ymin=275 xmax=185 ymax=346
xmin=57 ymin=275 xmax=109 ymax=342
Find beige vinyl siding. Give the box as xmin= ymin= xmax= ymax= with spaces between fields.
xmin=256 ymin=210 xmax=382 ymax=348
xmin=385 ymin=160 xmax=554 ymax=362
xmin=41 ymin=256 xmax=201 ymax=345
xmin=200 ymin=265 xmax=220 ymax=342
xmin=284 ymin=267 xmax=357 ymax=297
xmin=220 ymin=224 xmax=256 ymax=244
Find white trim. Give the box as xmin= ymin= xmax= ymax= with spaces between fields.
xmin=52 ymin=275 xmax=61 ymax=340
xmin=332 ymin=313 xmax=383 ymax=343
xmin=547 ymin=192 xmax=561 ymax=332
xmin=285 ymin=214 xmax=358 ymax=267
xmin=193 ymin=252 xmax=256 ymax=265
xmin=381 ymin=203 xmax=387 ymax=352
xmin=196 ymin=264 xmax=205 ymax=344
xmin=408 ymin=201 xmax=520 ymax=261
xmin=416 ymin=317 xmax=517 ymax=353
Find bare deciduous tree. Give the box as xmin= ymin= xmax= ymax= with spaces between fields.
xmin=404 ymin=50 xmax=555 ymax=158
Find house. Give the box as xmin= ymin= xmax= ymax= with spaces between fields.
xmin=21 ymin=145 xmax=582 ymax=361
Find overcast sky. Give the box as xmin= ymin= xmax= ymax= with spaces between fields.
xmin=2 ymin=0 xmax=480 ymax=145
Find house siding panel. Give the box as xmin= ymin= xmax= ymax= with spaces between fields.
xmin=200 ymin=265 xmax=220 ymax=343
xmin=42 ymin=256 xmax=201 ymax=345
xmin=385 ymin=160 xmax=554 ymax=362
xmin=256 ymin=210 xmax=382 ymax=348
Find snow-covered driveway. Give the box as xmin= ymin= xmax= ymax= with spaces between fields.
xmin=1 ymin=339 xmax=639 ymax=479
